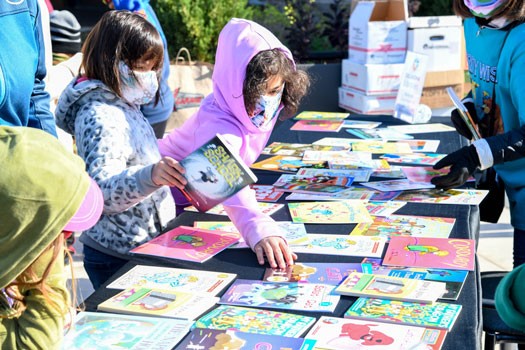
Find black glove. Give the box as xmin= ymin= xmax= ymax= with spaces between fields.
xmin=451 ymin=101 xmax=478 ymax=140
xmin=431 ymin=145 xmax=481 ymax=189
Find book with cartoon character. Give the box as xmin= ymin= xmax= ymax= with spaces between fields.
xmin=263 ymin=262 xmax=365 ymax=285
xmin=129 ymin=226 xmax=240 ymax=263
xmin=272 ymin=174 xmax=354 ymax=196
xmin=304 ymin=316 xmax=447 ymax=350
xmin=180 ymin=134 xmax=258 ymax=212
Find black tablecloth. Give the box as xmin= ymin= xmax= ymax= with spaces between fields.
xmin=83 ymin=115 xmax=482 ymax=350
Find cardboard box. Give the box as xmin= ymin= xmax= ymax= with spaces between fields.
xmin=407 ymin=16 xmax=463 ymax=72
xmin=341 ymin=59 xmax=404 ymax=95
xmin=420 ymin=69 xmax=465 ymax=108
xmin=348 ymin=0 xmax=408 ymax=64
xmin=338 ymin=87 xmax=397 ymax=114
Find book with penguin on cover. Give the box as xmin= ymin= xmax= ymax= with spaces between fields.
xmin=179 ymin=134 xmax=257 ymax=212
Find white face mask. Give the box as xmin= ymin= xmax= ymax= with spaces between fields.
xmin=250 ymin=85 xmax=284 ymax=128
xmin=119 ymin=61 xmax=159 ymax=105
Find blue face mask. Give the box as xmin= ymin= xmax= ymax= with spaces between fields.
xmin=250 ymin=85 xmax=284 ymax=128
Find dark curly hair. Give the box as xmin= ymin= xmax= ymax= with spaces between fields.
xmin=243 ymin=49 xmax=310 ymax=119
xmin=453 ymin=0 xmax=525 ymax=20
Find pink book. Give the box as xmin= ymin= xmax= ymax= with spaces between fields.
xmin=291 ymin=120 xmax=344 ymax=132
xmin=383 ymin=236 xmax=475 ymax=271
xmin=130 ymin=226 xmax=240 ymax=263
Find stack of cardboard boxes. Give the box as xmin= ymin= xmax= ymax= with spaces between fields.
xmin=339 ymin=0 xmax=465 ymax=114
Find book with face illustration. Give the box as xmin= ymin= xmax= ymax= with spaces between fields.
xmin=288 ymin=200 xmax=373 ymax=224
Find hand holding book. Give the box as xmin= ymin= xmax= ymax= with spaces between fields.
xmin=446 ymin=87 xmax=481 ymax=141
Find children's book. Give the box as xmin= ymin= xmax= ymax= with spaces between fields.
xmin=371 ymin=166 xmax=405 ymax=179
xmin=175 ymin=328 xmax=316 ymax=350
xmin=350 ymin=215 xmax=455 ymax=240
xmin=250 ymin=184 xmax=284 ymax=202
xmin=304 ymin=316 xmax=447 ymax=350
xmin=292 ymin=234 xmax=387 ymax=258
xmin=62 ymin=311 xmax=193 ymax=350
xmin=398 ymin=139 xmax=440 ymax=153
xmin=106 ymin=265 xmax=236 ymax=297
xmin=179 ymin=134 xmax=257 ymax=212
xmin=97 ymin=287 xmax=218 ymax=320
xmin=365 ymin=200 xmax=406 ymax=217
xmin=218 ymin=279 xmax=340 ymax=313
xmin=297 ymin=167 xmax=372 ymax=182
xmin=345 ymin=297 xmax=462 ymax=331
xmin=350 ymin=140 xmax=413 ymax=154
xmin=294 ymin=110 xmax=349 ymax=120
xmin=312 ymin=137 xmax=354 ymax=148
xmin=380 ymin=152 xmax=445 ymax=166
xmin=272 ymin=174 xmax=354 ymax=195
xmin=262 ymin=141 xmax=344 ymax=157
xmin=446 ymin=86 xmax=481 ymax=140
xmin=393 ymin=188 xmax=489 ymax=206
xmin=263 ymin=262 xmax=364 ymax=285
xmin=288 ymin=200 xmax=373 ymax=224
xmin=290 ymin=119 xmax=344 ymax=132
xmin=346 ymin=127 xmax=414 ymax=140
xmin=184 ymin=202 xmax=284 ymax=216
xmin=129 ymin=226 xmax=240 ymax=263
xmin=383 ymin=236 xmax=476 ymax=271
xmin=342 ymin=119 xmax=382 ymax=129
xmin=334 ymin=272 xmax=447 ymax=304
xmin=284 ymin=189 xmax=375 ymax=201
xmin=387 ymin=123 xmax=455 ymax=134
xmin=330 ymin=158 xmax=391 ymax=172
xmin=361 ymin=179 xmax=435 ymax=192
xmin=194 ymin=305 xmax=316 ymax=338
xmin=301 ymin=150 xmax=354 ymax=163
xmin=401 ymin=166 xmax=453 ymax=183
xmin=250 ymin=155 xmax=327 ymax=173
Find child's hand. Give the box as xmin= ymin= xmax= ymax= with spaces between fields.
xmin=254 ymin=237 xmax=297 ymax=269
xmin=152 ymin=156 xmax=187 ymax=189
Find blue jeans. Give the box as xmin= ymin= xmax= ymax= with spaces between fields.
xmin=83 ymin=245 xmax=128 ymax=290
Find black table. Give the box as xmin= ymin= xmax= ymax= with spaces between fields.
xmin=83 ymin=115 xmax=482 ymax=350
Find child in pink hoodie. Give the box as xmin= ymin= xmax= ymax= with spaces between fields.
xmin=159 ymin=18 xmax=310 ymax=269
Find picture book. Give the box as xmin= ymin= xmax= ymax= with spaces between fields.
xmin=334 ymin=272 xmax=447 ymax=304
xmin=301 ymin=150 xmax=356 ymax=163
xmin=383 ymin=236 xmax=476 ymax=271
xmin=365 ymin=200 xmax=407 ymax=217
xmin=380 ymin=152 xmax=445 ymax=166
xmin=297 ymin=167 xmax=372 ymax=182
xmin=325 ymin=151 xmax=375 ymax=170
xmin=292 ymin=234 xmax=387 ymax=258
xmin=129 ymin=226 xmax=240 ymax=263
xmin=288 ymin=200 xmax=373 ymax=224
xmin=304 ymin=316 xmax=447 ymax=350
xmin=398 ymin=139 xmax=440 ymax=153
xmin=345 ymin=297 xmax=462 ymax=331
xmin=263 ymin=262 xmax=364 ymax=285
xmin=313 ymin=137 xmax=354 ymax=148
xmin=262 ymin=141 xmax=344 ymax=157
xmin=387 ymin=123 xmax=455 ymax=134
xmin=106 ymin=265 xmax=236 ymax=297
xmin=350 ymin=140 xmax=413 ymax=154
xmin=284 ymin=189 xmax=375 ymax=201
xmin=97 ymin=287 xmax=218 ymax=320
xmin=272 ymin=174 xmax=354 ymax=195
xmin=361 ymin=179 xmax=435 ymax=192
xmin=179 ymin=134 xmax=257 ymax=212
xmin=350 ymin=215 xmax=455 ymax=240
xmin=250 ymin=155 xmax=327 ymax=173
xmin=62 ymin=311 xmax=193 ymax=350
xmin=250 ymin=184 xmax=284 ymax=202
xmin=446 ymin=86 xmax=481 ymax=140
xmin=371 ymin=166 xmax=405 ymax=179
xmin=294 ymin=110 xmax=349 ymax=120
xmin=349 ymin=186 xmax=402 ymax=201
xmin=401 ymin=166 xmax=453 ymax=183
xmin=393 ymin=188 xmax=489 ymax=206
xmin=184 ymin=202 xmax=284 ymax=216
xmin=290 ymin=119 xmax=344 ymax=132
xmin=346 ymin=127 xmax=414 ymax=141
xmin=175 ymin=328 xmax=316 ymax=350
xmin=342 ymin=119 xmax=382 ymax=129
xmin=218 ymin=279 xmax=340 ymax=313
xmin=194 ymin=305 xmax=316 ymax=338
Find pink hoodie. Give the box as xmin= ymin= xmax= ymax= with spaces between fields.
xmin=158 ymin=18 xmax=294 ymax=248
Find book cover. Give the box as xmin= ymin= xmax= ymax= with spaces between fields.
xmin=262 ymin=142 xmax=344 ymax=157
xmin=365 ymin=201 xmax=407 ymax=217
xmin=335 ymin=272 xmax=447 ymax=304
xmin=383 ymin=236 xmax=476 ymax=271
xmin=350 ymin=215 xmax=455 ymax=240
xmin=361 ymin=179 xmax=435 ymax=192
xmin=284 ymin=189 xmax=375 ymax=201
xmin=62 ymin=311 xmax=193 ymax=350
xmin=342 ymin=119 xmax=382 ymax=129
xmin=250 ymin=184 xmax=284 ymax=202
xmin=292 ymin=234 xmax=387 ymax=258
xmin=272 ymin=174 xmax=354 ymax=195
xmin=304 ymin=316 xmax=447 ymax=350
xmin=175 ymin=328 xmax=316 ymax=350
xmin=250 ymin=155 xmax=327 ymax=173
xmin=313 ymin=137 xmax=354 ymax=148
xmin=398 ymin=139 xmax=440 ymax=153
xmin=350 ymin=140 xmax=413 ymax=154
xmin=218 ymin=279 xmax=340 ymax=313
xmin=446 ymin=86 xmax=481 ymax=140
xmin=106 ymin=265 xmax=236 ymax=297
xmin=294 ymin=111 xmax=349 ymax=120
xmin=290 ymin=119 xmax=344 ymax=132
xmin=380 ymin=153 xmax=445 ymax=166
xmin=194 ymin=305 xmax=316 ymax=338
xmin=297 ymin=167 xmax=372 ymax=183
xmin=179 ymin=134 xmax=257 ymax=212
xmin=371 ymin=166 xmax=406 ymax=179
xmin=129 ymin=226 xmax=240 ymax=263
xmin=401 ymin=166 xmax=454 ymax=183
xmin=302 ymin=150 xmax=355 ymax=163
xmin=184 ymin=202 xmax=284 ymax=216
xmin=346 ymin=128 xmax=414 ymax=141
xmin=263 ymin=262 xmax=365 ymax=285
xmin=393 ymin=188 xmax=489 ymax=206
xmin=387 ymin=123 xmax=455 ymax=134
xmin=288 ymin=200 xmax=373 ymax=224
xmin=344 ymin=297 xmax=462 ymax=331
xmin=97 ymin=287 xmax=218 ymax=320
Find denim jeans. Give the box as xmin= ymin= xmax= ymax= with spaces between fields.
xmin=83 ymin=245 xmax=128 ymax=290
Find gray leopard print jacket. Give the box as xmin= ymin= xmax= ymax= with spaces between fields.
xmin=55 ymin=78 xmax=175 ymax=256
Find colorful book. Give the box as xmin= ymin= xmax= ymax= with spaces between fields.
xmin=361 ymin=179 xmax=435 ymax=192
xmin=380 ymin=153 xmax=445 ymax=166
xmin=294 ymin=110 xmax=349 ymax=120
xmin=383 ymin=236 xmax=476 ymax=271
xmin=342 ymin=119 xmax=382 ymax=129
xmin=365 ymin=200 xmax=407 ymax=217
xmin=288 ymin=200 xmax=373 ymax=224
xmin=129 ymin=226 xmax=240 ymax=263
xmin=296 ymin=167 xmax=372 ymax=182
xmin=334 ymin=272 xmax=447 ymax=304
xmin=387 ymin=123 xmax=455 ymax=134
xmin=346 ymin=127 xmax=414 ymax=140
xmin=250 ymin=155 xmax=327 ymax=173
xmin=350 ymin=140 xmax=413 ymax=154
xmin=97 ymin=287 xmax=218 ymax=320
xmin=446 ymin=86 xmax=481 ymax=140
xmin=292 ymin=234 xmax=387 ymax=258
xmin=194 ymin=305 xmax=316 ymax=337
xmin=179 ymin=134 xmax=257 ymax=212
xmin=401 ymin=166 xmax=454 ymax=183
xmin=250 ymin=184 xmax=284 ymax=202
xmin=301 ymin=150 xmax=354 ymax=163
xmin=291 ymin=119 xmax=344 ymax=132
xmin=284 ymin=189 xmax=375 ymax=201
xmin=345 ymin=297 xmax=462 ymax=331
xmin=304 ymin=316 xmax=447 ymax=350
xmin=175 ymin=328 xmax=316 ymax=350
xmin=350 ymin=215 xmax=455 ymax=240
xmin=272 ymin=174 xmax=354 ymax=195
xmin=393 ymin=188 xmax=489 ymax=205
xmin=313 ymin=137 xmax=354 ymax=148
xmin=263 ymin=262 xmax=364 ymax=285
xmin=106 ymin=265 xmax=236 ymax=296
xmin=371 ymin=166 xmax=406 ymax=179
xmin=218 ymin=279 xmax=340 ymax=312
xmin=398 ymin=139 xmax=440 ymax=153
xmin=184 ymin=202 xmax=284 ymax=216
xmin=62 ymin=311 xmax=193 ymax=350
xmin=262 ymin=141 xmax=343 ymax=157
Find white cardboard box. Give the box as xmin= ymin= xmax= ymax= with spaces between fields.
xmin=341 ymin=59 xmax=404 ymax=95
xmin=348 ymin=0 xmax=408 ymax=64
xmin=338 ymin=87 xmax=397 ymax=115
